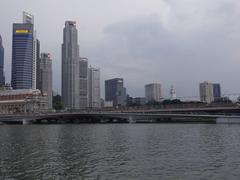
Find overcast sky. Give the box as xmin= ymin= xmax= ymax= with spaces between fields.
xmin=1 ymin=0 xmax=240 ymax=99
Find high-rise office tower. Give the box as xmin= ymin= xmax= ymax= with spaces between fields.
xmin=11 ymin=12 xmax=37 ymax=90
xmin=199 ymin=81 xmax=214 ymax=103
xmin=170 ymin=85 xmax=177 ymax=100
xmin=145 ymin=83 xmax=162 ymax=102
xmin=62 ymin=21 xmax=80 ymax=110
xmin=88 ymin=66 xmax=100 ymax=108
xmin=213 ymin=83 xmax=221 ymax=100
xmin=36 ymin=53 xmax=52 ymax=109
xmin=79 ymin=57 xmax=88 ymax=108
xmin=23 ymin=11 xmax=37 ymax=90
xmin=0 ymin=35 xmax=5 ymax=86
xmin=11 ymin=23 xmax=33 ymax=89
xmin=105 ymin=78 xmax=127 ymax=107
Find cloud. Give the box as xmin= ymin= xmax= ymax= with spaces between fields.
xmin=86 ymin=2 xmax=240 ymax=98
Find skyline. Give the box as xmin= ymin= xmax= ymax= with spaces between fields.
xmin=1 ymin=0 xmax=240 ymax=99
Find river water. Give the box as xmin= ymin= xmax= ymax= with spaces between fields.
xmin=1 ymin=124 xmax=240 ymax=180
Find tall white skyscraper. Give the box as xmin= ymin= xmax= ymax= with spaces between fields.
xmin=145 ymin=83 xmax=162 ymax=102
xmin=22 ymin=11 xmax=37 ymax=90
xmin=79 ymin=57 xmax=88 ymax=108
xmin=37 ymin=53 xmax=53 ymax=109
xmin=62 ymin=21 xmax=80 ymax=110
xmin=88 ymin=66 xmax=100 ymax=108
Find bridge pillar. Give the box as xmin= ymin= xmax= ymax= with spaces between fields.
xmin=128 ymin=116 xmax=136 ymax=123
xmin=22 ymin=119 xmax=31 ymax=125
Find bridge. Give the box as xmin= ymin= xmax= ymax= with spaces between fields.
xmin=1 ymin=110 xmax=240 ymax=124
xmin=116 ymin=105 xmax=240 ymax=114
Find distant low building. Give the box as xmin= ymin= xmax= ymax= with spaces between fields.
xmin=0 ymin=84 xmax=12 ymax=91
xmin=0 ymin=89 xmax=48 ymax=114
xmin=133 ymin=97 xmax=146 ymax=106
xmin=104 ymin=101 xmax=113 ymax=108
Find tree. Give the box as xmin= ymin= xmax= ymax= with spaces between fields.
xmin=53 ymin=94 xmax=63 ymax=110
xmin=213 ymin=97 xmax=232 ymax=104
xmin=237 ymin=96 xmax=240 ymax=102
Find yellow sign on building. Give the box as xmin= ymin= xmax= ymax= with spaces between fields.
xmin=15 ymin=30 xmax=29 ymax=34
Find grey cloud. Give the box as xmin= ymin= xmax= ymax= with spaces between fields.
xmin=87 ymin=8 xmax=240 ymax=98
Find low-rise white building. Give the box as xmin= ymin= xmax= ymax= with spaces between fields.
xmin=104 ymin=101 xmax=113 ymax=107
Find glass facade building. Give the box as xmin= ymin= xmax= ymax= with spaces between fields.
xmin=213 ymin=83 xmax=221 ymax=100
xmin=105 ymin=78 xmax=127 ymax=107
xmin=11 ymin=23 xmax=33 ymax=89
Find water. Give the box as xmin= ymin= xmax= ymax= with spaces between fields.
xmin=1 ymin=124 xmax=240 ymax=180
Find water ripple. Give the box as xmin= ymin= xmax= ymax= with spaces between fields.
xmin=1 ymin=124 xmax=240 ymax=179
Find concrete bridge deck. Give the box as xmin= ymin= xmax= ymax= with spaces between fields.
xmin=115 ymin=106 xmax=240 ymax=113
xmin=1 ymin=111 xmax=240 ymax=124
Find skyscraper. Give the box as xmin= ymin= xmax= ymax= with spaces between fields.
xmin=199 ymin=81 xmax=214 ymax=103
xmin=36 ymin=53 xmax=52 ymax=109
xmin=88 ymin=66 xmax=100 ymax=108
xmin=0 ymin=35 xmax=5 ymax=86
xmin=213 ymin=83 xmax=221 ymax=100
xmin=11 ymin=23 xmax=33 ymax=89
xmin=79 ymin=57 xmax=88 ymax=108
xmin=145 ymin=83 xmax=162 ymax=102
xmin=23 ymin=11 xmax=37 ymax=90
xmin=23 ymin=11 xmax=39 ymax=89
xmin=105 ymin=78 xmax=126 ymax=107
xmin=62 ymin=21 xmax=80 ymax=110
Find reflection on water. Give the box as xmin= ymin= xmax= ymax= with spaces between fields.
xmin=1 ymin=124 xmax=240 ymax=179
